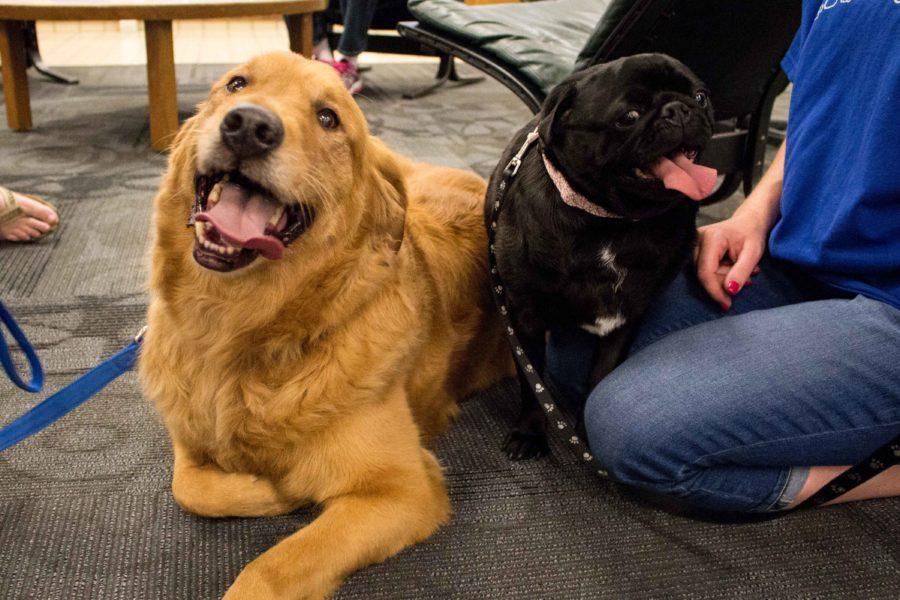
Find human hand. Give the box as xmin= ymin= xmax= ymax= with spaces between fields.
xmin=694 ymin=210 xmax=769 ymax=310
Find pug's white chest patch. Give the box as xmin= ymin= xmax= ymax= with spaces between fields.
xmin=599 ymin=245 xmax=627 ymax=293
xmin=580 ymin=245 xmax=628 ymax=337
xmin=581 ymin=313 xmax=626 ymax=337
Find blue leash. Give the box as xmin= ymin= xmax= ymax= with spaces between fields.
xmin=0 ymin=301 xmax=44 ymax=392
xmin=0 ymin=301 xmax=144 ymax=453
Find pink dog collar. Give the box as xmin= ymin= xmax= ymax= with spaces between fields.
xmin=541 ymin=152 xmax=622 ymax=219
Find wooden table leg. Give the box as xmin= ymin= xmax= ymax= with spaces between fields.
xmin=144 ymin=19 xmax=178 ymax=152
xmin=285 ymin=13 xmax=314 ymax=58
xmin=0 ymin=20 xmax=32 ymax=131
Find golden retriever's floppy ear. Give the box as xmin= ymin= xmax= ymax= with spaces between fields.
xmin=151 ymin=112 xmax=205 ymax=258
xmin=162 ymin=113 xmax=202 ymax=192
xmin=366 ymin=137 xmax=407 ymax=253
xmin=153 ymin=114 xmax=203 ymax=220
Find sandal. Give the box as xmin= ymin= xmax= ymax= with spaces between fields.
xmin=0 ymin=186 xmax=59 ymax=241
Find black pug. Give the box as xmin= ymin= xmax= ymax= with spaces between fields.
xmin=486 ymin=54 xmax=717 ymax=460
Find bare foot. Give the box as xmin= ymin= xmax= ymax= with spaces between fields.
xmin=788 ymin=465 xmax=900 ymax=508
xmin=0 ymin=191 xmax=59 ymax=242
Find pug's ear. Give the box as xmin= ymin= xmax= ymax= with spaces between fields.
xmin=537 ymin=72 xmax=583 ymax=145
xmin=367 ymin=137 xmax=407 ymax=253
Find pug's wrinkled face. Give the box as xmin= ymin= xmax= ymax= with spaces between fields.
xmin=539 ymin=54 xmax=716 ymax=218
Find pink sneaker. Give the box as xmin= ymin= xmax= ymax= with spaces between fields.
xmin=332 ymin=60 xmax=363 ymax=95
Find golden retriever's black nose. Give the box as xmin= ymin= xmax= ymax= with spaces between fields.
xmin=660 ymin=101 xmax=691 ymax=126
xmin=220 ymin=104 xmax=284 ymax=158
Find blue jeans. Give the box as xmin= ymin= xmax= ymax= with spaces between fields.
xmin=546 ymin=257 xmax=900 ymax=513
xmin=311 ymin=0 xmax=376 ymax=57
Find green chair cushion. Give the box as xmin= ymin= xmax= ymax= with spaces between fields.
xmin=408 ymin=0 xmax=612 ymax=96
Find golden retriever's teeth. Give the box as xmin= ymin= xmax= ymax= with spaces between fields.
xmin=195 ymin=222 xmax=236 ymax=256
xmin=269 ymin=206 xmax=284 ymax=227
xmin=198 ymin=237 xmax=230 ymax=254
xmin=208 ymin=182 xmax=223 ymax=208
xmin=194 ymin=221 xmax=210 ymax=243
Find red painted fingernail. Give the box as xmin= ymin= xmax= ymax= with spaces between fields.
xmin=745 ymin=280 xmax=753 ymax=287
xmin=726 ymin=280 xmax=740 ymax=295
xmin=720 ymin=302 xmax=731 ymax=311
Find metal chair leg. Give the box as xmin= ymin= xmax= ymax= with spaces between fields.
xmin=24 ymin=21 xmax=79 ymax=85
xmin=767 ymin=119 xmax=787 ymax=144
xmin=402 ymin=53 xmax=482 ymax=100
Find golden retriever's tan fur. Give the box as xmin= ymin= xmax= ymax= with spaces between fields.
xmin=139 ymin=52 xmax=512 ymax=599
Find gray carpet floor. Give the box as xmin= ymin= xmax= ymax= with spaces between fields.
xmin=0 ymin=63 xmax=897 ymax=599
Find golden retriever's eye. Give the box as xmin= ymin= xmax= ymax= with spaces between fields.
xmin=317 ymin=109 xmax=339 ymax=130
xmin=226 ymin=76 xmax=247 ymax=93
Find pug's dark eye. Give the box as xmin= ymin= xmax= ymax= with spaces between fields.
xmin=616 ymin=109 xmax=641 ymax=128
xmin=226 ymin=76 xmax=247 ymax=93
xmin=317 ymin=108 xmax=339 ymax=130
xmin=694 ymin=90 xmax=709 ymax=108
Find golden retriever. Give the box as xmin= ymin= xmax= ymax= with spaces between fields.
xmin=138 ymin=52 xmax=512 ymax=599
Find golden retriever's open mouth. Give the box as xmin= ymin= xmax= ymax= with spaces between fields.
xmin=189 ymin=172 xmax=315 ymax=272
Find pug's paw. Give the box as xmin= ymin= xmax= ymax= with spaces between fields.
xmin=503 ymin=430 xmax=550 ymax=460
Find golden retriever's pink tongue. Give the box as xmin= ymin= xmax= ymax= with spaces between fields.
xmin=197 ymin=183 xmax=285 ymax=259
xmin=649 ymin=153 xmax=718 ymax=200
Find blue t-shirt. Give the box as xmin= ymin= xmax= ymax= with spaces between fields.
xmin=773 ymin=0 xmax=900 ymax=309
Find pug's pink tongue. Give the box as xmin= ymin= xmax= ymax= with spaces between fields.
xmin=196 ymin=182 xmax=285 ymax=260
xmin=649 ymin=153 xmax=718 ymax=200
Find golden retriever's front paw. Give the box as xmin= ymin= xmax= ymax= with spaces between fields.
xmin=222 ymin=563 xmax=280 ymax=600
xmin=222 ymin=558 xmax=332 ymax=600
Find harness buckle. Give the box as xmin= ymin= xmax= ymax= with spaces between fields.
xmin=134 ymin=325 xmax=149 ymax=343
xmin=503 ymin=157 xmax=522 ymax=177
xmin=503 ymin=127 xmax=540 ymax=178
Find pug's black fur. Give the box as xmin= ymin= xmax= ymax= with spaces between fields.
xmin=486 ymin=54 xmax=715 ymax=460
